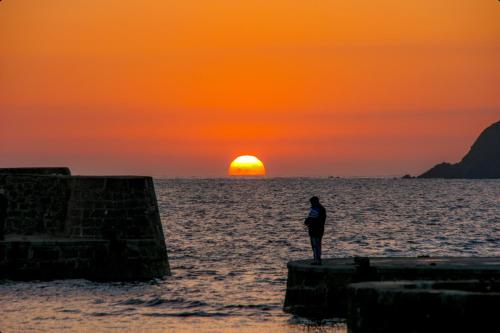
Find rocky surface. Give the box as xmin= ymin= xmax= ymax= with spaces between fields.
xmin=419 ymin=120 xmax=500 ymax=179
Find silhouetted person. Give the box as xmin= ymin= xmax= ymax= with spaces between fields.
xmin=304 ymin=196 xmax=326 ymax=265
xmin=0 ymin=189 xmax=7 ymax=241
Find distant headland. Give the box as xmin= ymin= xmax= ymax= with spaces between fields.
xmin=417 ymin=120 xmax=500 ymax=179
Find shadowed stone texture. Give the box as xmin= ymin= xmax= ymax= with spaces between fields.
xmin=0 ymin=168 xmax=170 ymax=280
xmin=284 ymin=257 xmax=500 ymax=318
xmin=65 ymin=177 xmax=164 ymax=240
xmin=0 ymin=167 xmax=71 ymax=176
xmin=347 ymin=280 xmax=500 ymax=333
xmin=0 ymin=174 xmax=70 ymax=235
xmin=0 ymin=238 xmax=168 ymax=281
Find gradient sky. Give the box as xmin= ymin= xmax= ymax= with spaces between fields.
xmin=1 ymin=0 xmax=499 ymax=176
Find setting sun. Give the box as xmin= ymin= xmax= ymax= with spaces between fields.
xmin=228 ymin=155 xmax=266 ymax=176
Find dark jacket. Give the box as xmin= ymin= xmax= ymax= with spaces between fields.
xmin=304 ymin=203 xmax=326 ymax=238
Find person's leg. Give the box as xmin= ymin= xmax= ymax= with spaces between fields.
xmin=311 ymin=237 xmax=321 ymax=264
xmin=317 ymin=237 xmax=322 ymax=264
xmin=310 ymin=237 xmax=316 ymax=261
xmin=313 ymin=238 xmax=318 ymax=262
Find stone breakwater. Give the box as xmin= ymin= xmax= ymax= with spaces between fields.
xmin=0 ymin=168 xmax=170 ymax=280
xmin=284 ymin=257 xmax=500 ymax=318
xmin=348 ymin=280 xmax=500 ymax=333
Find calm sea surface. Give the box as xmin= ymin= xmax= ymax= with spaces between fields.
xmin=1 ymin=178 xmax=499 ymax=332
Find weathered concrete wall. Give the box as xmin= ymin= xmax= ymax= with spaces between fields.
xmin=65 ymin=176 xmax=164 ymax=240
xmin=347 ymin=280 xmax=500 ymax=333
xmin=0 ymin=175 xmax=70 ymax=235
xmin=0 ymin=167 xmax=71 ymax=176
xmin=0 ymin=168 xmax=170 ymax=280
xmin=0 ymin=239 xmax=168 ymax=280
xmin=284 ymin=257 xmax=500 ymax=318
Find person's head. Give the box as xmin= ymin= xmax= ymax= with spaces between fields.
xmin=309 ymin=196 xmax=320 ymax=206
xmin=0 ymin=188 xmax=5 ymax=196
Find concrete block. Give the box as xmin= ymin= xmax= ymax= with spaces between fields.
xmin=347 ymin=280 xmax=500 ymax=333
xmin=32 ymin=247 xmax=60 ymax=261
xmin=0 ymin=169 xmax=170 ymax=280
xmin=284 ymin=257 xmax=500 ymax=318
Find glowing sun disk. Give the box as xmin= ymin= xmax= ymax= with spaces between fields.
xmin=229 ymin=155 xmax=266 ymax=176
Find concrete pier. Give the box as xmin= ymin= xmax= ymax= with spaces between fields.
xmin=284 ymin=257 xmax=500 ymax=318
xmin=0 ymin=237 xmax=168 ymax=280
xmin=0 ymin=168 xmax=170 ymax=281
xmin=347 ymin=280 xmax=500 ymax=333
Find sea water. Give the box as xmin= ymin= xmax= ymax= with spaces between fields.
xmin=1 ymin=178 xmax=499 ymax=332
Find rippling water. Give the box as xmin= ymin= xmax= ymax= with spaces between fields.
xmin=1 ymin=178 xmax=499 ymax=332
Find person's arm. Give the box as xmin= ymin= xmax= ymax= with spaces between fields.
xmin=304 ymin=208 xmax=319 ymax=226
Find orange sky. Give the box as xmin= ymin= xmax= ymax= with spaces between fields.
xmin=1 ymin=0 xmax=499 ymax=176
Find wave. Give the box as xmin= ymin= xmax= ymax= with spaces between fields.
xmin=143 ymin=311 xmax=231 ymax=318
xmin=221 ymin=303 xmax=279 ymax=311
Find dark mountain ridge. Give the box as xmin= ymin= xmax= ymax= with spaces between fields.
xmin=418 ymin=120 xmax=500 ymax=179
